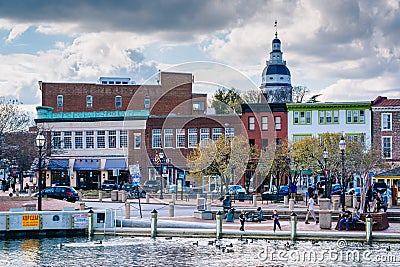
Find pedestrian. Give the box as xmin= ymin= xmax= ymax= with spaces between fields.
xmin=271 ymin=209 xmax=282 ymax=232
xmin=305 ymin=194 xmax=318 ymax=224
xmin=364 ymin=185 xmax=373 ymax=213
xmin=1 ymin=179 xmax=6 ymax=192
xmin=289 ymin=182 xmax=297 ymax=203
xmin=339 ymin=206 xmax=352 ymax=230
xmin=307 ymin=185 xmax=314 ymax=203
xmin=351 ymin=207 xmax=361 ymax=229
xmin=239 ymin=210 xmax=246 ymax=231
xmin=11 ymin=178 xmax=15 ymax=193
xmin=257 ymin=207 xmax=264 ymax=222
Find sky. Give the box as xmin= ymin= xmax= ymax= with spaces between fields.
xmin=1 ymin=0 xmax=400 ymax=114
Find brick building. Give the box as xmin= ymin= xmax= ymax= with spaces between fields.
xmin=35 ymin=72 xmax=242 ymax=190
xmin=372 ymin=96 xmax=400 ymax=164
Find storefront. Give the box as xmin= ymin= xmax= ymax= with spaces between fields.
xmin=47 ymin=159 xmax=70 ymax=186
xmin=74 ymin=159 xmax=101 ymax=190
xmin=104 ymin=158 xmax=129 ymax=187
xmin=373 ymin=167 xmax=400 ymax=206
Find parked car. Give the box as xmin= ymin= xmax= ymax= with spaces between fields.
xmin=373 ymin=182 xmax=387 ymax=194
xmin=101 ymin=180 xmax=117 ymax=191
xmin=168 ymin=184 xmax=193 ymax=193
xmin=39 ymin=186 xmax=79 ymax=202
xmin=346 ymin=187 xmax=361 ymax=196
xmin=330 ymin=184 xmax=342 ymax=195
xmin=228 ymin=185 xmax=246 ymax=195
xmin=142 ymin=180 xmax=161 ymax=193
xmin=122 ymin=183 xmax=146 ymax=198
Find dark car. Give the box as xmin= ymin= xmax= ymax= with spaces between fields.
xmin=373 ymin=182 xmax=387 ymax=194
xmin=101 ymin=180 xmax=117 ymax=191
xmin=40 ymin=186 xmax=79 ymax=202
xmin=142 ymin=180 xmax=161 ymax=193
xmin=330 ymin=184 xmax=342 ymax=195
xmin=122 ymin=183 xmax=146 ymax=198
xmin=262 ymin=185 xmax=289 ymax=202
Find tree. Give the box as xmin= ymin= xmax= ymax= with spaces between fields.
xmin=187 ymin=135 xmax=250 ymax=194
xmin=240 ymin=89 xmax=264 ymax=104
xmin=0 ymin=97 xmax=32 ymax=135
xmin=292 ymin=86 xmax=309 ymax=103
xmin=211 ymin=87 xmax=243 ymax=114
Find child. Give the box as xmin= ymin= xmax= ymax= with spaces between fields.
xmin=271 ymin=209 xmax=282 ymax=232
xmin=239 ymin=210 xmax=246 ymax=231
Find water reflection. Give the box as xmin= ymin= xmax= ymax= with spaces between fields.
xmin=0 ymin=237 xmax=398 ymax=266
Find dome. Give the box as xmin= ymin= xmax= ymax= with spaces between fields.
xmin=272 ymin=38 xmax=281 ymax=44
xmin=266 ymin=65 xmax=290 ymax=76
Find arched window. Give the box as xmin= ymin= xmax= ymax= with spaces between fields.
xmin=57 ymin=95 xmax=63 ymax=107
xmin=86 ymin=95 xmax=93 ymax=108
xmin=115 ymin=95 xmax=122 ymax=108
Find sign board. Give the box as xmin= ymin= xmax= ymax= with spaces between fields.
xmin=129 ymin=164 xmax=141 ymax=185
xmin=73 ymin=213 xmax=88 ymax=229
xmin=22 ymin=214 xmax=39 ymax=228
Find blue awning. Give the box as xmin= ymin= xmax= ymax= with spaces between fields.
xmin=47 ymin=159 xmax=69 ymax=170
xmin=73 ymin=159 xmax=100 ymax=171
xmin=104 ymin=159 xmax=127 ymax=170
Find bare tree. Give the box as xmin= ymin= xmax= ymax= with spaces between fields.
xmin=292 ymin=86 xmax=310 ymax=103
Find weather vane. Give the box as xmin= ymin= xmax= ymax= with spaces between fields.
xmin=274 ymin=20 xmax=278 ymax=38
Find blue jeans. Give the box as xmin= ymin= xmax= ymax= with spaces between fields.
xmin=339 ymin=218 xmax=350 ymax=230
xmin=352 ymin=217 xmax=359 ymax=229
xmin=273 ymin=220 xmax=281 ymax=231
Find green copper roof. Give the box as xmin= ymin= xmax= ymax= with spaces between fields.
xmin=35 ymin=106 xmax=149 ymax=122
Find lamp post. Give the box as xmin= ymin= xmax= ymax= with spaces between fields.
xmin=339 ymin=135 xmax=346 ymax=207
xmin=35 ymin=133 xmax=45 ymax=211
xmin=159 ymin=152 xmax=164 ymax=199
xmin=323 ymin=148 xmax=328 ymax=198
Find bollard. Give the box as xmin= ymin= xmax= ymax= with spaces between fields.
xmin=290 ymin=212 xmax=297 ymax=241
xmin=125 ymin=201 xmax=130 ymax=219
xmin=253 ymin=195 xmax=258 ymax=207
xmin=98 ymin=192 xmax=103 ymax=202
xmin=146 ymin=193 xmax=150 ymax=204
xmin=388 ymin=196 xmax=392 ymax=208
xmin=216 ymin=210 xmax=223 ymax=239
xmin=169 ymin=201 xmax=175 ymax=217
xmin=289 ymin=198 xmax=294 ymax=211
xmin=16 ymin=189 xmax=19 ymax=197
xmin=365 ymin=213 xmax=373 ymax=243
xmin=353 ymin=195 xmax=357 ymax=208
xmin=28 ymin=188 xmax=32 ymax=197
xmin=151 ymin=209 xmax=158 ymax=238
xmin=171 ymin=193 xmax=176 ymax=204
xmin=88 ymin=209 xmax=94 ymax=236
xmin=284 ymin=195 xmax=289 ymax=206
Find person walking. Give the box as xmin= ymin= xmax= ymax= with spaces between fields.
xmin=364 ymin=185 xmax=373 ymax=213
xmin=239 ymin=210 xmax=246 ymax=231
xmin=305 ymin=194 xmax=318 ymax=224
xmin=271 ymin=209 xmax=282 ymax=232
xmin=289 ymin=182 xmax=297 ymax=203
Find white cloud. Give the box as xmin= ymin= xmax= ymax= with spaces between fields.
xmin=6 ymin=23 xmax=30 ymax=42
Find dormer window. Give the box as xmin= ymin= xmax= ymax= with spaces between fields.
xmin=115 ymin=96 xmax=122 ymax=109
xmin=144 ymin=96 xmax=150 ymax=109
xmin=86 ymin=95 xmax=93 ymax=108
xmin=57 ymin=95 xmax=63 ymax=107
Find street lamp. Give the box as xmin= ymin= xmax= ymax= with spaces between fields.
xmin=323 ymin=148 xmax=328 ymax=198
xmin=339 ymin=135 xmax=346 ymax=208
xmin=159 ymin=152 xmax=164 ymax=199
xmin=35 ymin=133 xmax=45 ymax=211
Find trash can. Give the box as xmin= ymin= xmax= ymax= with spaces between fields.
xmin=111 ymin=190 xmax=118 ymax=201
xmin=118 ymin=191 xmax=124 ymax=202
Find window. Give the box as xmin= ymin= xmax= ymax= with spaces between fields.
xmin=353 ymin=110 xmax=359 ymax=123
xmin=74 ymin=131 xmax=83 ymax=149
xmin=346 ymin=110 xmax=365 ymax=124
xmin=293 ymin=135 xmax=311 ymax=142
xmin=306 ymin=111 xmax=311 ymax=124
xmin=119 ymin=130 xmax=128 ymax=148
xmin=53 ymin=132 xmax=62 ymax=149
xmin=382 ymin=113 xmax=392 ymax=131
xmin=261 ymin=116 xmax=268 ymax=131
xmin=382 ymin=137 xmax=392 ymax=159
xmin=133 ymin=133 xmax=141 ymax=149
xmin=274 ymin=116 xmax=281 ymax=130
xmin=212 ymin=128 xmax=222 ymax=141
xmin=176 ymin=129 xmax=186 ymax=148
xmin=63 ymin=131 xmax=72 ymax=149
xmin=193 ymin=101 xmax=204 ymax=111
xmin=200 ymin=128 xmax=210 ymax=145
xmin=164 ymin=129 xmax=174 ymax=148
xmin=108 ymin=130 xmax=116 ymax=148
xmin=86 ymin=131 xmax=94 ymax=149
xmin=86 ymin=95 xmax=93 ymax=108
xmin=346 ymin=133 xmax=366 ymax=147
xmin=249 ymin=139 xmax=255 ymax=146
xmin=144 ymin=96 xmax=150 ymax=109
xmin=115 ymin=96 xmax=122 ymax=109
xmin=294 ymin=112 xmax=299 ymax=124
xmin=299 ymin=111 xmax=305 ymax=124
xmin=57 ymin=95 xmax=63 ymax=107
xmin=248 ymin=116 xmax=255 ymax=131
xmin=360 ymin=110 xmax=365 ymax=123
xmin=225 ymin=128 xmax=234 ymax=139
xmin=319 ymin=111 xmax=324 ymax=124
xmin=326 ymin=111 xmax=332 ymax=123
xmin=152 ymin=129 xmax=161 ymax=148
xmin=97 ymin=131 xmax=105 ymax=148
xmin=334 ymin=110 xmax=339 ymax=123
xmin=188 ymin=128 xmax=198 ymax=148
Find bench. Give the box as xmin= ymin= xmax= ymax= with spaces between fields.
xmin=334 ymin=212 xmax=388 ymax=231
xmin=232 ymin=194 xmax=253 ymax=203
xmin=261 ymin=194 xmax=284 ymax=203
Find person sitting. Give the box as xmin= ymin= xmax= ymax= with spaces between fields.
xmin=225 ymin=208 xmax=235 ymax=222
xmin=351 ymin=207 xmax=361 ymax=229
xmin=374 ymin=193 xmax=387 ymax=212
xmin=339 ymin=206 xmax=352 ymax=231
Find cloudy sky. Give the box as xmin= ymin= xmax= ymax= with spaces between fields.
xmin=1 ymin=0 xmax=400 ymax=113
